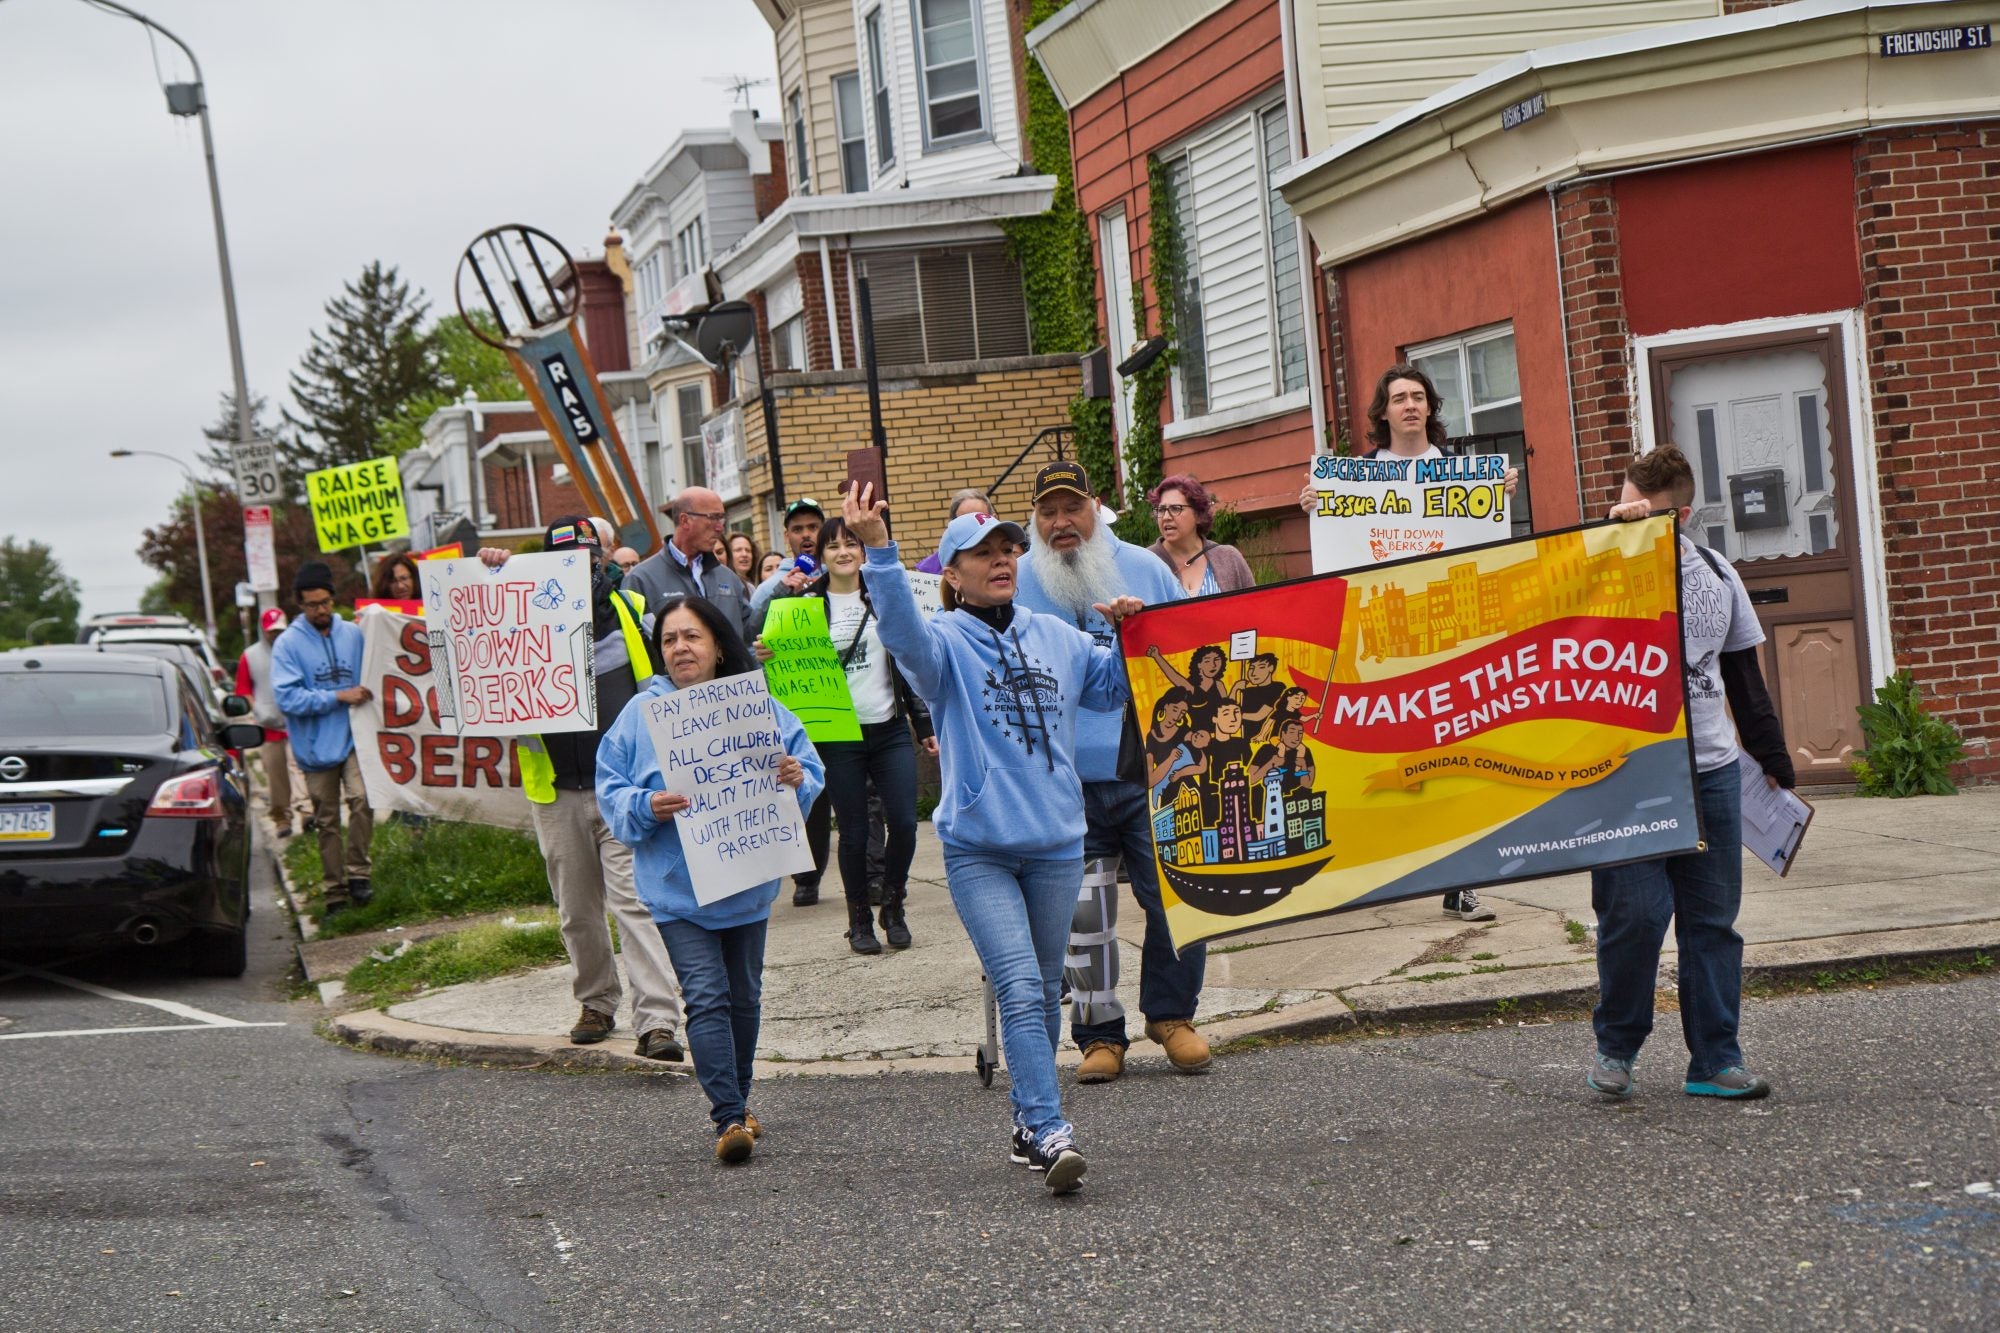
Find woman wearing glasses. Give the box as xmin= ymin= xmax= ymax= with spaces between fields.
xmin=1146 ymin=475 xmax=1256 ymax=596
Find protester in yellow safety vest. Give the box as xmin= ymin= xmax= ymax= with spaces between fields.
xmin=477 ymin=516 xmax=687 ymax=1062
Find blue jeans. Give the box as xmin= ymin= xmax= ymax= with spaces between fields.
xmin=820 ymin=721 xmax=918 ymax=910
xmin=1591 ymin=761 xmax=1745 ymax=1081
xmin=656 ymin=917 xmax=767 ymax=1131
xmin=942 ymin=846 xmax=1082 ymax=1140
xmin=1073 ymin=780 xmax=1207 ymax=1049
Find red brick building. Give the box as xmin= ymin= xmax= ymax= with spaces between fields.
xmin=1278 ymin=0 xmax=1999 ymax=783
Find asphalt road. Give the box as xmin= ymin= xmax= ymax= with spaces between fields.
xmin=2 ymin=842 xmax=1995 ymax=1332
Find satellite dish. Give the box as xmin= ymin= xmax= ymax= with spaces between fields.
xmin=695 ymin=301 xmax=758 ymax=364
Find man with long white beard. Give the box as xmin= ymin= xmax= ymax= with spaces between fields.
xmin=1014 ymin=461 xmax=1210 ymax=1084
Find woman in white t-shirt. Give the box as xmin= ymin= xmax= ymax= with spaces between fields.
xmin=781 ymin=516 xmax=936 ymax=955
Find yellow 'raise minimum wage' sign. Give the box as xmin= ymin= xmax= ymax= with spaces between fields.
xmin=306 ymin=457 xmax=409 ymax=551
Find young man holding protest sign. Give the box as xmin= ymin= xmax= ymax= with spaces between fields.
xmin=477 ymin=518 xmax=687 ymax=1062
xmin=596 ymin=596 xmax=823 ymax=1165
xmin=846 ymin=481 xmax=1142 ymax=1194
xmin=1588 ymin=446 xmax=1795 ymax=1103
xmin=271 ymin=563 xmax=373 ymax=917
xmin=1014 ymin=462 xmax=1210 ymax=1086
xmin=1299 ymin=363 xmax=1521 ymax=922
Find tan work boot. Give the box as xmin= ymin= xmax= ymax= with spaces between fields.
xmin=1076 ymin=1040 xmax=1125 ymax=1084
xmin=1145 ymin=1019 xmax=1213 ymax=1073
xmin=715 ymin=1123 xmax=754 ymax=1164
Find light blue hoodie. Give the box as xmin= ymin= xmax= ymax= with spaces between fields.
xmin=270 ymin=615 xmax=365 ymax=772
xmin=595 ymin=675 xmax=825 ymax=931
xmin=1015 ymin=533 xmax=1184 ymax=783
xmin=863 ymin=543 xmax=1128 ymax=860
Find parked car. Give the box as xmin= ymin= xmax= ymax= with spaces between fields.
xmin=0 ymin=650 xmax=262 ymax=975
xmin=92 ymin=626 xmax=229 ymax=694
xmin=27 ymin=642 xmax=238 ymax=723
xmin=76 ymin=611 xmax=196 ymax=644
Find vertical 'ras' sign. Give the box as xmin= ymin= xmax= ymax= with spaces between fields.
xmin=420 ymin=552 xmax=597 ymax=737
xmin=306 ymin=456 xmax=410 ymax=551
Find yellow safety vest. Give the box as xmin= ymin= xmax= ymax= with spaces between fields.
xmin=520 ymin=588 xmax=651 ymax=804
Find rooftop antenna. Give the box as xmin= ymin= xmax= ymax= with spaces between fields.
xmin=704 ymin=73 xmax=771 ymax=108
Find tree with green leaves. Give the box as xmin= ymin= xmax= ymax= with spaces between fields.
xmin=284 ymin=262 xmax=443 ymax=473
xmin=0 ymin=539 xmax=82 ymax=648
xmin=378 ymin=313 xmax=524 ymax=456
xmin=197 ymin=389 xmax=293 ymax=489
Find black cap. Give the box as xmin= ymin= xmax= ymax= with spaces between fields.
xmin=1031 ymin=460 xmax=1092 ymax=504
xmin=293 ymin=562 xmax=335 ymax=596
xmin=784 ymin=497 xmax=824 ymax=521
xmin=544 ymin=515 xmax=601 ymax=551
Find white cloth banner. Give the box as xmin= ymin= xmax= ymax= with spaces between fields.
xmin=1307 ymin=452 xmax=1512 ymax=573
xmin=351 ymin=609 xmax=531 ymax=829
xmin=640 ymin=672 xmax=813 ymax=905
xmin=420 ymin=551 xmax=596 ymax=736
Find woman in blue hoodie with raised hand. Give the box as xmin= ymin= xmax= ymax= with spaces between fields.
xmin=597 ymin=594 xmax=824 ymax=1166
xmin=842 ymin=482 xmax=1142 ymax=1196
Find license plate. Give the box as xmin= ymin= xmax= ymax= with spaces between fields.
xmin=0 ymin=803 xmax=55 ymax=842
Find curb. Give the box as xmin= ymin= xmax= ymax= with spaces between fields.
xmin=319 ymin=919 xmax=2000 ymax=1077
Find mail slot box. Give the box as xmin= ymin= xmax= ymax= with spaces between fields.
xmin=1729 ymin=469 xmax=1788 ymax=531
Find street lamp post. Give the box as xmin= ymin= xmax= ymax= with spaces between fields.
xmin=112 ymin=450 xmax=215 ymax=642
xmin=80 ymin=1 xmax=267 ymax=611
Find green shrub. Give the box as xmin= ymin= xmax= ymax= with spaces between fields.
xmin=287 ymin=818 xmax=551 ymax=936
xmin=1851 ymin=669 xmax=1964 ymax=797
xmin=343 ymin=912 xmax=566 ymax=1006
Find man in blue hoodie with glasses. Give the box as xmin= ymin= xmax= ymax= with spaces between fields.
xmin=271 ymin=561 xmax=372 ymax=918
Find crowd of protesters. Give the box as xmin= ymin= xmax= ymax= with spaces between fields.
xmin=236 ymin=357 xmax=1785 ymax=1188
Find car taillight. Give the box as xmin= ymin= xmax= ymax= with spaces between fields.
xmin=147 ymin=769 xmax=223 ymax=819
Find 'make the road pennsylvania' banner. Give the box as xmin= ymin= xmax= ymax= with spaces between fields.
xmin=1118 ymin=515 xmax=1699 ymax=953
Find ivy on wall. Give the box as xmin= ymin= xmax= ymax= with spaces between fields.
xmin=1001 ymin=0 xmax=1117 ymax=505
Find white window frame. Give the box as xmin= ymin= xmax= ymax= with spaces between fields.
xmin=771 ymin=315 xmax=805 ymax=372
xmin=676 ymin=383 xmax=706 ymax=489
xmin=832 ymin=72 xmax=868 ymax=193
xmin=910 ymin=0 xmax=991 ymax=153
xmin=1405 ymin=323 xmax=1523 ymax=438
xmin=864 ymin=8 xmax=896 ymax=171
xmin=788 ymin=88 xmax=811 ymax=194
xmin=673 ymin=218 xmax=706 ymax=282
xmin=1159 ymin=91 xmax=1309 ymax=436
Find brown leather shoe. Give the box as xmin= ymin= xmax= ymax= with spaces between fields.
xmin=743 ymin=1112 xmax=763 ymax=1140
xmin=715 ymin=1123 xmax=754 ymax=1164
xmin=1145 ymin=1019 xmax=1213 ymax=1072
xmin=635 ymin=1028 xmax=684 ymax=1062
xmin=569 ymin=1007 xmax=614 ymax=1045
xmin=1076 ymin=1040 xmax=1125 ymax=1084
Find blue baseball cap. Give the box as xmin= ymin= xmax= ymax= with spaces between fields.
xmin=935 ymin=511 xmax=1027 ymax=568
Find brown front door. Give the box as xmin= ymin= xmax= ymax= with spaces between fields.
xmin=1649 ymin=328 xmax=1871 ymax=786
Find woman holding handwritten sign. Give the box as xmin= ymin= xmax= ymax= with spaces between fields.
xmin=843 ymin=482 xmax=1143 ymax=1196
xmin=596 ymin=596 xmax=824 ymax=1165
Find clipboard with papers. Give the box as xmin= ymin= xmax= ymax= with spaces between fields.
xmin=1738 ymin=758 xmax=1814 ymax=877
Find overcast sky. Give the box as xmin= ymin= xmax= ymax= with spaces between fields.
xmin=0 ymin=0 xmax=778 ymax=621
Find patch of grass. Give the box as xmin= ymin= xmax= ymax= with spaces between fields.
xmin=289 ymin=818 xmax=550 ymax=938
xmin=1434 ymin=953 xmax=1459 ymax=964
xmin=1493 ymin=997 xmax=1518 ymax=1015
xmin=1404 ymin=970 xmax=1463 ymax=984
xmin=1470 ymin=952 xmax=1498 ymax=961
xmin=1563 ymin=919 xmax=1589 ymax=945
xmin=343 ymin=911 xmax=566 ymax=1007
xmin=1472 ymin=964 xmax=1508 ymax=975
xmin=1742 ymin=950 xmax=1995 ymax=1000
xmin=1211 ymin=940 xmax=1263 ymax=955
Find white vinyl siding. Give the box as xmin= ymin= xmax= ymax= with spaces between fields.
xmin=1298 ymin=0 xmax=1720 ymax=154
xmin=1165 ymin=95 xmax=1309 ymax=420
xmin=1187 ymin=118 xmax=1274 ymax=413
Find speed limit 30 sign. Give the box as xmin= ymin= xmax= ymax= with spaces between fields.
xmin=233 ymin=438 xmax=282 ymax=504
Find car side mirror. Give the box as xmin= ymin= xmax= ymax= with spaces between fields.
xmin=223 ymin=693 xmax=252 ymax=717
xmin=221 ymin=722 xmax=265 ymax=750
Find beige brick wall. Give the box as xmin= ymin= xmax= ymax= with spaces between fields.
xmin=731 ymin=355 xmax=1083 ymax=555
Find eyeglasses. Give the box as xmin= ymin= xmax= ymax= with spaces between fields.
xmin=299 ymin=596 xmax=334 ymax=610
xmin=678 ymin=509 xmax=725 ymax=524
xmin=1152 ymin=503 xmax=1190 ymax=518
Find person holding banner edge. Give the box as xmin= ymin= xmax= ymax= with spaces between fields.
xmin=844 ymin=481 xmax=1143 ymax=1195
xmin=476 ymin=518 xmax=689 ymax=1062
xmin=271 ymin=562 xmax=373 ymax=917
xmin=1587 ymin=445 xmax=1794 ymax=1102
xmin=595 ymin=595 xmax=824 ymax=1164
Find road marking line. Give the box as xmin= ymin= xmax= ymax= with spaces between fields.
xmin=4 ymin=963 xmax=263 ymax=1027
xmin=0 ymin=1022 xmax=287 ymax=1041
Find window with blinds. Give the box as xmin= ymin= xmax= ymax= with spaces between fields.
xmin=858 ymin=246 xmax=1027 ymax=367
xmin=1161 ymin=96 xmax=1310 ymax=420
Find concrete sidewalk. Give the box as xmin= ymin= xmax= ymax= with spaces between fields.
xmin=318 ymin=789 xmax=2000 ymax=1076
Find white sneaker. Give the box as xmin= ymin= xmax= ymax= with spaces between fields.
xmin=1454 ymin=889 xmax=1497 ymax=922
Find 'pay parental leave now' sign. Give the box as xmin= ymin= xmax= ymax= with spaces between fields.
xmin=306 ymin=456 xmax=409 ymax=551
xmin=421 ymin=552 xmax=596 ymax=737
xmin=1308 ymin=452 xmax=1511 ymax=574
xmin=643 ymin=672 xmax=814 ymax=904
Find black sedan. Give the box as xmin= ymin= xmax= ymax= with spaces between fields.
xmin=0 ymin=651 xmax=264 ymax=976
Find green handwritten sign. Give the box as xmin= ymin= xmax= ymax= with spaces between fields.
xmin=759 ymin=598 xmax=860 ymax=742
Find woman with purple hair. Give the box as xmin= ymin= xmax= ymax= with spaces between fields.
xmin=1146 ymin=474 xmax=1255 ymax=596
